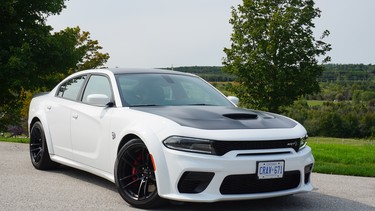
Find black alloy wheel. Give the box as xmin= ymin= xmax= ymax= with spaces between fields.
xmin=29 ymin=121 xmax=58 ymax=170
xmin=115 ymin=139 xmax=164 ymax=208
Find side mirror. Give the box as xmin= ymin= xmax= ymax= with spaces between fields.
xmin=87 ymin=94 xmax=111 ymax=106
xmin=227 ymin=96 xmax=239 ymax=106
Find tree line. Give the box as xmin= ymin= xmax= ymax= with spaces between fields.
xmin=166 ymin=66 xmax=236 ymax=82
xmin=320 ymin=64 xmax=375 ymax=82
xmin=173 ymin=64 xmax=375 ymax=83
xmin=283 ymin=100 xmax=375 ymax=138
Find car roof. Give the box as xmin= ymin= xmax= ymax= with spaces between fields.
xmin=105 ymin=68 xmax=194 ymax=76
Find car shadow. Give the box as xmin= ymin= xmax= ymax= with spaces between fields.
xmin=48 ymin=165 xmax=118 ymax=192
xmin=47 ymin=165 xmax=374 ymax=211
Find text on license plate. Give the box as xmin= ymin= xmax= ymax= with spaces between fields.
xmin=257 ymin=161 xmax=284 ymax=179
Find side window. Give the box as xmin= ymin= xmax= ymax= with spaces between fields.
xmin=82 ymin=75 xmax=112 ymax=104
xmin=57 ymin=75 xmax=87 ymax=101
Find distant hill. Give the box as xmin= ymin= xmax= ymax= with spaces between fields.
xmin=321 ymin=64 xmax=375 ymax=82
xmin=163 ymin=66 xmax=235 ymax=82
xmin=164 ymin=64 xmax=375 ymax=83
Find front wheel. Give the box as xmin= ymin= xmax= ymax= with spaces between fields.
xmin=29 ymin=121 xmax=58 ymax=170
xmin=115 ymin=139 xmax=165 ymax=208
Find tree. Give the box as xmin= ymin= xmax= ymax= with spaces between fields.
xmin=0 ymin=0 xmax=109 ymax=132
xmin=0 ymin=0 xmax=66 ymax=104
xmin=0 ymin=1 xmax=109 ymax=104
xmin=39 ymin=27 xmax=110 ymax=87
xmin=223 ymin=0 xmax=331 ymax=113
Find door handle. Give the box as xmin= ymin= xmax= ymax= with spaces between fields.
xmin=72 ymin=114 xmax=78 ymax=119
xmin=47 ymin=106 xmax=52 ymax=110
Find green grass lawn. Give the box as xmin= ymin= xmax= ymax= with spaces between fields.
xmin=1 ymin=136 xmax=374 ymax=177
xmin=0 ymin=136 xmax=29 ymax=143
xmin=309 ymin=137 xmax=375 ymax=177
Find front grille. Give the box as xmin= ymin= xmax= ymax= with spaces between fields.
xmin=220 ymin=171 xmax=300 ymax=194
xmin=213 ymin=139 xmax=300 ymax=156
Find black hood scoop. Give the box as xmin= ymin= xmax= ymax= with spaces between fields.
xmin=223 ymin=113 xmax=258 ymax=120
xmin=131 ymin=106 xmax=297 ymax=130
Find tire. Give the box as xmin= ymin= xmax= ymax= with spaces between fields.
xmin=115 ymin=139 xmax=165 ymax=208
xmin=29 ymin=121 xmax=59 ymax=170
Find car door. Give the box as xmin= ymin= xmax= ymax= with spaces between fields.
xmin=45 ymin=75 xmax=87 ymax=159
xmin=70 ymin=74 xmax=114 ymax=172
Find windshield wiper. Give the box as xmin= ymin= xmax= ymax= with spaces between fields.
xmin=185 ymin=103 xmax=214 ymax=106
xmin=130 ymin=104 xmax=160 ymax=107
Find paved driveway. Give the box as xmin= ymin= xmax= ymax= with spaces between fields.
xmin=0 ymin=141 xmax=374 ymax=210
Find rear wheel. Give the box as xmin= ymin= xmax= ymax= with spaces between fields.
xmin=115 ymin=139 xmax=164 ymax=208
xmin=29 ymin=121 xmax=58 ymax=170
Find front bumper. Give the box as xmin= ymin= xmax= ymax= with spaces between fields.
xmin=157 ymin=146 xmax=314 ymax=202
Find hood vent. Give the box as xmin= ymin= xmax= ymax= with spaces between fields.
xmin=223 ymin=113 xmax=258 ymax=120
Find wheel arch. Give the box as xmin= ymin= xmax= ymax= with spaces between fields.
xmin=28 ymin=114 xmax=55 ymax=155
xmin=117 ymin=133 xmax=140 ymax=154
xmin=29 ymin=117 xmax=41 ymax=132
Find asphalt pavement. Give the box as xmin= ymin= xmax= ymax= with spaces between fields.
xmin=0 ymin=141 xmax=374 ymax=210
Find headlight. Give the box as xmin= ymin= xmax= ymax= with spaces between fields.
xmin=299 ymin=135 xmax=308 ymax=150
xmin=163 ymin=136 xmax=216 ymax=155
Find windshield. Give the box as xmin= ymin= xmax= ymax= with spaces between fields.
xmin=116 ymin=73 xmax=233 ymax=107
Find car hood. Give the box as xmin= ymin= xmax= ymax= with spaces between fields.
xmin=131 ymin=106 xmax=297 ymax=130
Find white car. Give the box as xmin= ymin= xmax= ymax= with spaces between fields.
xmin=28 ymin=68 xmax=314 ymax=208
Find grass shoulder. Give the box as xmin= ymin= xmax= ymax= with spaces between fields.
xmin=309 ymin=137 xmax=375 ymax=177
xmin=0 ymin=136 xmax=29 ymax=144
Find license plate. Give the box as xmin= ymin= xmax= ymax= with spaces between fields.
xmin=257 ymin=161 xmax=284 ymax=179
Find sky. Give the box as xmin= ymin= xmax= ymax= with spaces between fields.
xmin=47 ymin=0 xmax=375 ymax=68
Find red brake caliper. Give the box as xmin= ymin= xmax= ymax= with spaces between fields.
xmin=131 ymin=152 xmax=143 ymax=185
